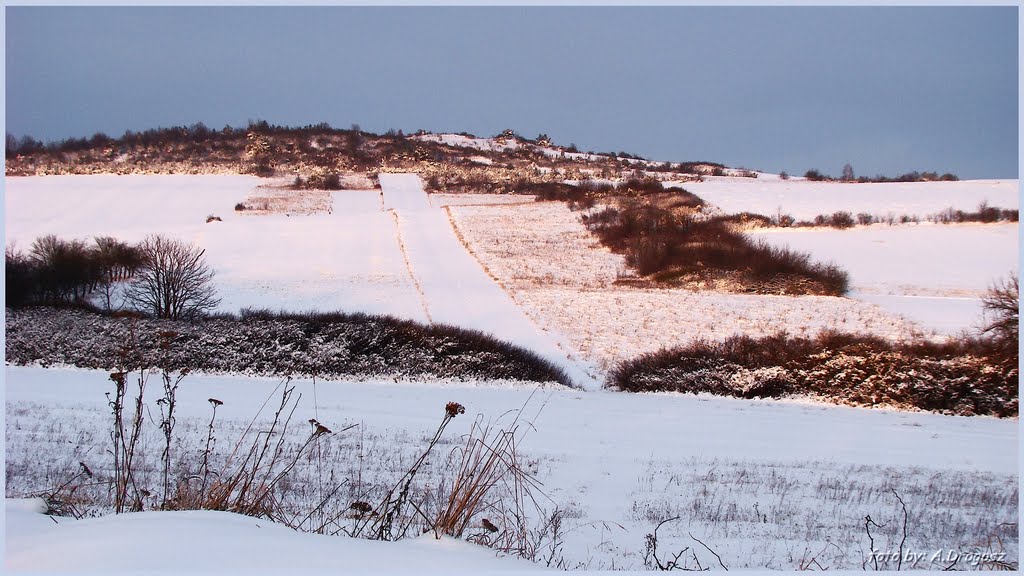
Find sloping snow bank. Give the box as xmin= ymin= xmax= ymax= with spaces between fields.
xmin=4 ymin=499 xmax=541 ymax=573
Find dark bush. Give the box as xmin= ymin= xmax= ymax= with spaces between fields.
xmin=5 ymin=246 xmax=36 ymax=307
xmin=28 ymin=235 xmax=99 ymax=305
xmin=584 ymin=202 xmax=849 ymax=295
xmin=829 ymin=211 xmax=855 ymax=229
xmin=618 ymin=178 xmax=664 ymax=197
xmin=298 ymin=172 xmax=343 ymax=190
xmin=5 ymin=307 xmax=575 ymax=387
xmin=608 ymin=331 xmax=1017 ymax=417
xmin=664 ymin=187 xmax=705 ymax=208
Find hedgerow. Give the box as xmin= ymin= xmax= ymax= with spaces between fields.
xmin=607 ymin=331 xmax=1017 ymax=417
xmin=5 ymin=307 xmax=573 ymax=387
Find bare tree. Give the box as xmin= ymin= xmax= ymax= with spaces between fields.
xmin=841 ymin=163 xmax=855 ymax=182
xmin=125 ymin=235 xmax=220 ymax=320
xmin=29 ymin=234 xmax=96 ymax=304
xmin=93 ymin=236 xmax=143 ymax=311
xmin=981 ymin=273 xmax=1019 ymax=348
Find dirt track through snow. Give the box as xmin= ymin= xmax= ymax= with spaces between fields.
xmin=378 ymin=173 xmax=600 ymax=388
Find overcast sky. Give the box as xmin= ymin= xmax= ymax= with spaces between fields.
xmin=5 ymin=6 xmax=1019 ymax=179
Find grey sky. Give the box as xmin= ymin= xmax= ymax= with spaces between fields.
xmin=5 ymin=6 xmax=1019 ymax=179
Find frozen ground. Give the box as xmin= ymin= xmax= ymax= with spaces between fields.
xmin=6 ymin=366 xmax=1018 ymax=571
xmin=682 ymin=177 xmax=1018 ymax=221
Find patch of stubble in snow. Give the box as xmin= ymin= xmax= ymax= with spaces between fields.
xmin=429 ymin=193 xmax=538 ymax=208
xmin=6 ymin=367 xmax=1018 ymax=570
xmin=447 ymin=202 xmax=929 ymax=371
xmin=378 ymin=174 xmax=600 ymax=388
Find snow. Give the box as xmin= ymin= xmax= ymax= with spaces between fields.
xmin=6 ymin=366 xmax=1018 ymax=570
xmin=5 ymin=499 xmax=541 ymax=573
xmin=681 ymin=177 xmax=1018 ymax=221
xmin=379 ymin=174 xmax=599 ymax=389
xmin=747 ymin=223 xmax=1018 ymax=334
xmin=5 ymin=174 xmax=261 ymax=245
xmin=4 ymin=175 xmax=427 ymax=321
xmin=410 ymin=133 xmax=522 ymax=153
xmin=4 ymin=173 xmax=1020 ymax=570
xmin=447 ymin=201 xmax=931 ymax=369
xmin=410 ymin=133 xmax=609 ymax=163
xmin=429 ymin=194 xmax=536 ymax=208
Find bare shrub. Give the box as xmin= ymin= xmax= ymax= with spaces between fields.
xmin=583 ymin=202 xmax=849 ymax=295
xmin=188 ymin=381 xmax=343 ymax=519
xmin=981 ymin=273 xmax=1019 ymax=365
xmin=829 ymin=211 xmax=855 ymax=229
xmin=125 ymin=235 xmax=220 ymax=320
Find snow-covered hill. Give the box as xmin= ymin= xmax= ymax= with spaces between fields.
xmin=4 ymin=172 xmax=1019 ymax=571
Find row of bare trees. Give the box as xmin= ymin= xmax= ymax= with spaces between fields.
xmin=6 ymin=234 xmax=219 ymax=320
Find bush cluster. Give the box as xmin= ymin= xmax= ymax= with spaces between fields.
xmin=803 ymin=168 xmax=958 ymax=183
xmin=5 ymin=307 xmax=574 ymax=387
xmin=930 ymin=203 xmax=1019 ymax=224
xmin=581 ymin=203 xmax=849 ymax=295
xmin=607 ymin=331 xmax=1017 ymax=417
xmin=293 ymin=172 xmax=342 ymax=190
xmin=529 ymin=178 xmax=704 ymax=212
xmin=6 ymin=236 xmax=142 ymax=308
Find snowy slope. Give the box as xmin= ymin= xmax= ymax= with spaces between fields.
xmin=379 ymin=174 xmax=599 ymax=388
xmin=5 ymin=174 xmax=259 ymax=244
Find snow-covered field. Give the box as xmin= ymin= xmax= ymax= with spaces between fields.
xmin=4 ymin=174 xmax=1019 ymax=571
xmin=5 ymin=175 xmax=427 ymax=320
xmin=683 ymin=177 xmax=1019 ymax=221
xmin=447 ymin=202 xmax=933 ymax=369
xmin=6 ymin=366 xmax=1018 ymax=571
xmin=749 ymin=224 xmax=1019 ymax=334
xmin=379 ymin=174 xmax=597 ymax=387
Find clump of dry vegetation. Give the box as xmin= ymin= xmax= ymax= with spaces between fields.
xmin=608 ymin=322 xmax=1018 ymax=417
xmin=574 ymin=181 xmax=849 ymax=296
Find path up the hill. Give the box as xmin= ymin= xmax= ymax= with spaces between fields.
xmin=378 ymin=173 xmax=599 ymax=389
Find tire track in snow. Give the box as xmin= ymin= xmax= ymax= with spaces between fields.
xmin=378 ymin=173 xmax=600 ymax=389
xmin=388 ymin=208 xmax=434 ymax=324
